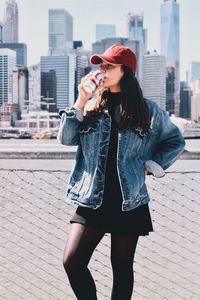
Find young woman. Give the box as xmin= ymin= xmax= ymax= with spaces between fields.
xmin=58 ymin=44 xmax=185 ymax=300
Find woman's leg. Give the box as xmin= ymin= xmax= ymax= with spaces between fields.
xmin=110 ymin=233 xmax=139 ymax=300
xmin=63 ymin=223 xmax=105 ymax=300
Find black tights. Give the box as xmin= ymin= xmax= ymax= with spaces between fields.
xmin=63 ymin=223 xmax=139 ymax=300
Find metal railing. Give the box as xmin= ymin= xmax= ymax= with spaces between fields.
xmin=0 ymin=167 xmax=200 ymax=299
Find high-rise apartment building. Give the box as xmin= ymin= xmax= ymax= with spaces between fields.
xmin=40 ymin=54 xmax=75 ymax=111
xmin=48 ymin=9 xmax=73 ymax=56
xmin=3 ymin=0 xmax=18 ymax=43
xmin=143 ymin=51 xmax=166 ymax=110
xmin=0 ymin=43 xmax=27 ymax=65
xmin=127 ymin=12 xmax=147 ymax=52
xmin=96 ymin=24 xmax=116 ymax=42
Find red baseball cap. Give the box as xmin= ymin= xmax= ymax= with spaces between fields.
xmin=90 ymin=44 xmax=137 ymax=74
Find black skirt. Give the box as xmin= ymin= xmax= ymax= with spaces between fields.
xmin=70 ymin=92 xmax=153 ymax=235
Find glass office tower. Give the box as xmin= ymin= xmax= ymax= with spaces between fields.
xmin=160 ymin=0 xmax=179 ymax=62
xmin=96 ymin=24 xmax=116 ymax=41
xmin=48 ymin=9 xmax=73 ymax=56
xmin=40 ymin=55 xmax=75 ymax=111
xmin=127 ymin=12 xmax=147 ymax=52
xmin=0 ymin=43 xmax=27 ymax=65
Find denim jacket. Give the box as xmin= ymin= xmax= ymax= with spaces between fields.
xmin=57 ymin=98 xmax=185 ymax=211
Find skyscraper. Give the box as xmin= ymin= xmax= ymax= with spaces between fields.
xmin=166 ymin=61 xmax=180 ymax=115
xmin=40 ymin=54 xmax=75 ymax=111
xmin=96 ymin=24 xmax=116 ymax=42
xmin=188 ymin=61 xmax=200 ymax=83
xmin=0 ymin=23 xmax=3 ymax=43
xmin=190 ymin=80 xmax=200 ymax=121
xmin=0 ymin=43 xmax=27 ymax=65
xmin=92 ymin=38 xmax=143 ymax=84
xmin=143 ymin=51 xmax=166 ymax=110
xmin=166 ymin=65 xmax=175 ymax=115
xmin=127 ymin=12 xmax=147 ymax=51
xmin=160 ymin=0 xmax=180 ymax=116
xmin=12 ymin=65 xmax=28 ymax=111
xmin=75 ymin=54 xmax=91 ymax=100
xmin=48 ymin=9 xmax=73 ymax=56
xmin=0 ymin=48 xmax=16 ymax=104
xmin=180 ymin=82 xmax=192 ymax=120
xmin=160 ymin=0 xmax=179 ymax=62
xmin=3 ymin=0 xmax=18 ymax=43
xmin=28 ymin=63 xmax=41 ymax=110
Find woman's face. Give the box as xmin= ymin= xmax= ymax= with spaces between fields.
xmin=99 ymin=62 xmax=124 ymax=92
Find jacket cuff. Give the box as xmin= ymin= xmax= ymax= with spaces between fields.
xmin=58 ymin=107 xmax=84 ymax=122
xmin=145 ymin=160 xmax=165 ymax=178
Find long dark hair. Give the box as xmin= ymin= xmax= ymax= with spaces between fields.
xmin=86 ymin=66 xmax=151 ymax=132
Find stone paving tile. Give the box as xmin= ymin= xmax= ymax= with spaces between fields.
xmin=0 ymin=168 xmax=200 ymax=299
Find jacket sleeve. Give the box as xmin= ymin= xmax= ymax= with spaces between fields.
xmin=150 ymin=109 xmax=185 ymax=171
xmin=57 ymin=107 xmax=84 ymax=146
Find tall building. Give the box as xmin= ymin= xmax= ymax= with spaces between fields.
xmin=165 ymin=60 xmax=179 ymax=116
xmin=48 ymin=9 xmax=73 ymax=56
xmin=73 ymin=40 xmax=83 ymax=50
xmin=143 ymin=51 xmax=166 ymax=110
xmin=0 ymin=48 xmax=16 ymax=104
xmin=160 ymin=0 xmax=179 ymax=61
xmin=188 ymin=61 xmax=200 ymax=83
xmin=0 ymin=23 xmax=3 ymax=43
xmin=180 ymin=81 xmax=192 ymax=120
xmin=40 ymin=54 xmax=75 ymax=111
xmin=160 ymin=0 xmax=180 ymax=116
xmin=166 ymin=65 xmax=175 ymax=115
xmin=75 ymin=55 xmax=91 ymax=100
xmin=12 ymin=65 xmax=28 ymax=111
xmin=0 ymin=43 xmax=27 ymax=65
xmin=28 ymin=63 xmax=41 ymax=110
xmin=190 ymin=80 xmax=200 ymax=121
xmin=96 ymin=24 xmax=116 ymax=42
xmin=3 ymin=0 xmax=18 ymax=43
xmin=0 ymin=48 xmax=17 ymax=126
xmin=127 ymin=12 xmax=147 ymax=51
xmin=124 ymin=40 xmax=144 ymax=86
xmin=92 ymin=38 xmax=143 ymax=84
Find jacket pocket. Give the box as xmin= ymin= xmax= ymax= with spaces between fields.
xmin=79 ymin=118 xmax=99 ymax=133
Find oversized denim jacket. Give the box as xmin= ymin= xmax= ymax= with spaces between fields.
xmin=57 ymin=98 xmax=185 ymax=211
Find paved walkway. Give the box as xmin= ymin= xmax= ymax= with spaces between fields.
xmin=0 ymin=160 xmax=200 ymax=299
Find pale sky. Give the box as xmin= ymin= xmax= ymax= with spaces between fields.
xmin=0 ymin=0 xmax=200 ymax=80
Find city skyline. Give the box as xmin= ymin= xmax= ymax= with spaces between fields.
xmin=0 ymin=0 xmax=200 ymax=80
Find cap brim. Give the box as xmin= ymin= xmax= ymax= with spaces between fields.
xmin=90 ymin=54 xmax=119 ymax=65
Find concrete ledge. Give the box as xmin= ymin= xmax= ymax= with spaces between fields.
xmin=180 ymin=151 xmax=200 ymax=159
xmin=0 ymin=151 xmax=76 ymax=159
xmin=0 ymin=150 xmax=199 ymax=159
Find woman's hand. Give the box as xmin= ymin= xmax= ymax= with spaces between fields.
xmin=73 ymin=72 xmax=95 ymax=109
